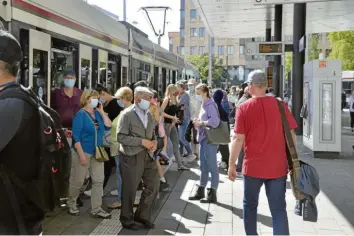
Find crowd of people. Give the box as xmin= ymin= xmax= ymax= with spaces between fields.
xmin=0 ymin=30 xmax=298 ymax=235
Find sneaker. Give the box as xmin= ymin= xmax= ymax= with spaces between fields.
xmin=91 ymin=209 xmax=111 ymax=219
xmin=68 ymin=206 xmax=80 ymax=216
xmin=108 ymin=201 xmax=121 ymax=209
xmin=110 ymin=189 xmax=118 ymax=196
xmin=160 ymin=181 xmax=169 ymax=191
xmin=219 ymin=161 xmax=227 ymax=169
xmin=186 ymin=154 xmax=196 ymax=163
xmin=84 ymin=190 xmax=91 ymax=197
xmin=178 ymin=165 xmax=190 ymax=171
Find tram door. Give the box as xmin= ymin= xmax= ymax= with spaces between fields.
xmin=98 ymin=49 xmax=108 ymax=88
xmin=29 ymin=29 xmax=51 ymax=106
xmin=121 ymin=56 xmax=129 ymax=86
xmin=79 ymin=44 xmax=92 ymax=90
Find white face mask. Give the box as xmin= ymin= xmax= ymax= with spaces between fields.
xmin=195 ymin=94 xmax=203 ymax=102
xmin=138 ymin=99 xmax=150 ymax=110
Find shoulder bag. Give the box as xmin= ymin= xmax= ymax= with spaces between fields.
xmin=205 ymin=103 xmax=231 ymax=145
xmin=83 ymin=111 xmax=109 ymax=162
xmin=277 ymin=100 xmax=304 ymax=200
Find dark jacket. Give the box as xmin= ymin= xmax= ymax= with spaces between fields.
xmin=294 ymin=161 xmax=320 ymax=222
xmin=213 ymin=90 xmax=229 ymax=123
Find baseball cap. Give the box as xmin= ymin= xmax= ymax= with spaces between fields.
xmin=63 ymin=69 xmax=75 ymax=76
xmin=0 ymin=30 xmax=22 ymax=65
xmin=246 ymin=69 xmax=267 ymax=85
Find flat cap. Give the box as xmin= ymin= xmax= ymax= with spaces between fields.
xmin=134 ymin=86 xmax=153 ymax=96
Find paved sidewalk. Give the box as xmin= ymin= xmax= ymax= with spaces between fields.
xmin=43 ymin=125 xmax=354 ymax=235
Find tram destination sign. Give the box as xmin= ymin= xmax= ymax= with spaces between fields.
xmin=254 ymin=0 xmax=339 ymax=5
xmin=245 ymin=42 xmax=284 ymax=56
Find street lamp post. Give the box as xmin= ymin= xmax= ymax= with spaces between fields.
xmin=139 ymin=6 xmax=171 ymax=45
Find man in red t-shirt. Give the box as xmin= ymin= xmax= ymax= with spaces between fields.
xmin=228 ymin=70 xmax=297 ymax=235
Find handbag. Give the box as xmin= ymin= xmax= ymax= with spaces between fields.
xmin=205 ymin=104 xmax=231 ymax=145
xmin=277 ymin=100 xmax=304 ymax=200
xmin=84 ymin=111 xmax=109 ymax=162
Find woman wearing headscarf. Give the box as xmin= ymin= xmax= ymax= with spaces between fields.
xmin=213 ymin=89 xmax=230 ymax=170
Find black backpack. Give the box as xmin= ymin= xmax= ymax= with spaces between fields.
xmin=0 ymin=84 xmax=71 ymax=233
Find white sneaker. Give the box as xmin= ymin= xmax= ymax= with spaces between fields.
xmin=186 ymin=154 xmax=196 ymax=163
xmin=110 ymin=189 xmax=118 ymax=196
xmin=84 ymin=190 xmax=91 ymax=197
xmin=219 ymin=161 xmax=227 ymax=169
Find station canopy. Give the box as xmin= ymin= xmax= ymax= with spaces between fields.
xmin=192 ymin=0 xmax=354 ymax=38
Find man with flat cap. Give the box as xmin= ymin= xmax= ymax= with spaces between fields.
xmin=117 ymin=86 xmax=159 ymax=230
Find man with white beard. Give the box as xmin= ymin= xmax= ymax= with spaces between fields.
xmin=185 ymin=78 xmax=201 ymax=157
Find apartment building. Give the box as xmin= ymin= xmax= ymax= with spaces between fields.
xmin=168 ymin=0 xmax=248 ymax=84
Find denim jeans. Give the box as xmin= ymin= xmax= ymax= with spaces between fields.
xmin=199 ymin=138 xmax=219 ymax=189
xmin=243 ymin=175 xmax=289 ymax=235
xmin=114 ymin=155 xmax=122 ymax=202
xmin=178 ymin=120 xmax=192 ymax=155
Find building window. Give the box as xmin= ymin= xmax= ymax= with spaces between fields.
xmin=180 ymin=46 xmax=185 ymax=56
xmin=218 ymin=46 xmax=224 ymax=55
xmin=199 ymin=46 xmax=205 ymax=54
xmin=181 ymin=9 xmax=185 ymax=18
xmin=190 ymin=28 xmax=197 ymax=37
xmin=227 ymin=45 xmax=234 ymax=55
xmin=169 ymin=38 xmax=173 ymax=44
xmin=190 ymin=9 xmax=197 ymax=20
xmin=181 ymin=28 xmax=185 ymax=38
xmin=239 ymin=45 xmax=244 ymax=55
xmin=190 ymin=46 xmax=198 ymax=55
xmin=199 ymin=27 xmax=205 ymax=37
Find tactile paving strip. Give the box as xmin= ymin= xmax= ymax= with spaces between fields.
xmin=90 ymin=162 xmax=172 ymax=235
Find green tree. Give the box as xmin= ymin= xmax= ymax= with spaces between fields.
xmin=328 ymin=31 xmax=354 ymax=70
xmin=309 ymin=33 xmax=320 ymax=60
xmin=285 ymin=52 xmax=292 ymax=81
xmin=187 ymin=54 xmax=223 ymax=83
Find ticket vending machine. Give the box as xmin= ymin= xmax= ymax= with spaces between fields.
xmin=302 ymin=58 xmax=342 ymax=158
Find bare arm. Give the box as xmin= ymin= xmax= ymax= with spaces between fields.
xmin=99 ymin=111 xmax=112 ymax=127
xmin=74 ymin=142 xmax=86 ymax=159
xmin=229 ymin=133 xmax=245 ymax=168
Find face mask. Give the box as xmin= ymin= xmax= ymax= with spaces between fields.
xmin=89 ymin=98 xmax=98 ymax=108
xmin=99 ymin=98 xmax=106 ymax=104
xmin=138 ymin=99 xmax=150 ymax=110
xmin=196 ymin=95 xmax=203 ymax=102
xmin=188 ymin=86 xmax=195 ymax=93
xmin=117 ymin=99 xmax=124 ymax=108
xmin=64 ymin=79 xmax=75 ymax=88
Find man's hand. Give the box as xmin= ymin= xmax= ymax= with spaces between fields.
xmin=228 ymin=165 xmax=237 ymax=182
xmin=142 ymin=139 xmax=154 ymax=149
xmin=149 ymin=140 xmax=157 ymax=152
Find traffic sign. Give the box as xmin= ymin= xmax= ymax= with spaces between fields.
xmin=254 ymin=0 xmax=339 ymax=5
xmin=245 ymin=42 xmax=284 ymax=56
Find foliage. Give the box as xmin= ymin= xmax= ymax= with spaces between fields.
xmin=285 ymin=52 xmax=292 ymax=81
xmin=187 ymin=54 xmax=223 ymax=82
xmin=328 ymin=31 xmax=354 ymax=70
xmin=309 ymin=33 xmax=320 ymax=61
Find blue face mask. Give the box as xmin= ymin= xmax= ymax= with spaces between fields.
xmin=138 ymin=99 xmax=150 ymax=110
xmin=64 ymin=79 xmax=75 ymax=88
xmin=117 ymin=99 xmax=124 ymax=108
xmin=99 ymin=98 xmax=106 ymax=104
xmin=196 ymin=95 xmax=203 ymax=102
xmin=90 ymin=98 xmax=98 ymax=108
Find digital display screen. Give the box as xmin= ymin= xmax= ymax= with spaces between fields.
xmin=259 ymin=43 xmax=283 ymax=54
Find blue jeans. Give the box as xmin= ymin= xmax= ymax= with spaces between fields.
xmin=243 ymin=175 xmax=289 ymax=235
xmin=199 ymin=138 xmax=219 ymax=189
xmin=179 ymin=121 xmax=192 ymax=155
xmin=114 ymin=155 xmax=122 ymax=202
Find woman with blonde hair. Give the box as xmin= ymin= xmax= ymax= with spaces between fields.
xmin=161 ymin=84 xmax=189 ymax=170
xmin=67 ymin=89 xmax=112 ymax=218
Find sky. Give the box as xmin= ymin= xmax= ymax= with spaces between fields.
xmin=87 ymin=0 xmax=180 ymax=50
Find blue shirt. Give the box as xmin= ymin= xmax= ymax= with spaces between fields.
xmin=178 ymin=92 xmax=191 ymax=122
xmin=72 ymin=109 xmax=111 ymax=155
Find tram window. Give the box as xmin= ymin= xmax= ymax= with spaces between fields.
xmin=81 ymin=59 xmax=91 ymax=90
xmin=51 ymin=50 xmax=74 ymax=89
xmin=33 ymin=49 xmax=48 ymax=104
xmin=108 ymin=63 xmax=117 ymax=95
xmin=122 ymin=67 xmax=128 ymax=86
xmin=99 ymin=62 xmax=107 ymax=87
